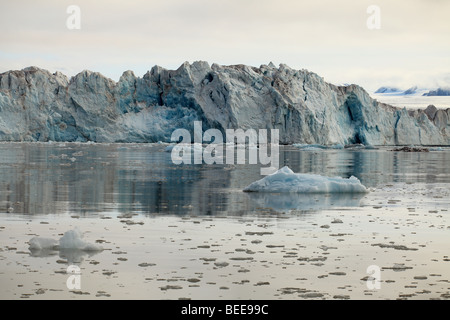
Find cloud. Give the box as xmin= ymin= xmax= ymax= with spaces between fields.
xmin=0 ymin=0 xmax=449 ymax=91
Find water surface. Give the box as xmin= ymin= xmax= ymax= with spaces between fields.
xmin=0 ymin=142 xmax=449 ymax=300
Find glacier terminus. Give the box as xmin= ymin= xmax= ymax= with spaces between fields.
xmin=0 ymin=61 xmax=448 ymax=145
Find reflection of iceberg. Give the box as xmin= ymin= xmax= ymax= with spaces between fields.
xmin=246 ymin=192 xmax=365 ymax=211
xmin=29 ymin=247 xmax=101 ymax=265
xmin=58 ymin=248 xmax=101 ymax=264
xmin=28 ymin=229 xmax=103 ymax=264
xmin=243 ymin=166 xmax=368 ymax=193
xmin=28 ymin=248 xmax=59 ymax=258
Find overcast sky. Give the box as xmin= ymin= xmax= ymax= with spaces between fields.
xmin=0 ymin=0 xmax=449 ymax=91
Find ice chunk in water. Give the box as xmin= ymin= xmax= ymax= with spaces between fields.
xmin=59 ymin=229 xmax=103 ymax=251
xmin=243 ymin=166 xmax=368 ymax=193
xmin=28 ymin=229 xmax=103 ymax=252
xmin=28 ymin=237 xmax=59 ymax=251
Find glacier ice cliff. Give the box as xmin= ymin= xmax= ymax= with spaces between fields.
xmin=0 ymin=62 xmax=449 ymax=145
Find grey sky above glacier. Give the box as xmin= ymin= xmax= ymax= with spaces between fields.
xmin=0 ymin=0 xmax=449 ymax=91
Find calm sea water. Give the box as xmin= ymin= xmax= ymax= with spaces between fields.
xmin=1 ymin=142 xmax=449 ymax=300
xmin=0 ymin=142 xmax=449 ymax=217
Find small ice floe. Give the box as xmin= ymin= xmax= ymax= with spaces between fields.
xmin=344 ymin=143 xmax=376 ymax=150
xmin=293 ymin=144 xmax=328 ymax=151
xmin=236 ymin=143 xmax=258 ymax=150
xmin=391 ymin=146 xmax=429 ymax=152
xmin=164 ymin=143 xmax=203 ymax=152
xmin=58 ymin=229 xmax=103 ymax=252
xmin=164 ymin=144 xmax=175 ymax=152
xmin=292 ymin=144 xmax=345 ymax=151
xmin=28 ymin=237 xmax=59 ymax=251
xmin=28 ymin=229 xmax=103 ymax=262
xmin=243 ymin=166 xmax=368 ymax=193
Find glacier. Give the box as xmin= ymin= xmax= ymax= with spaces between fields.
xmin=0 ymin=62 xmax=449 ymax=145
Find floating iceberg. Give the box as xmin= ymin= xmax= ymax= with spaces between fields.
xmin=243 ymin=166 xmax=368 ymax=193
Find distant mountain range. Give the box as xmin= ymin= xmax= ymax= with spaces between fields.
xmin=374 ymin=86 xmax=450 ymax=96
xmin=374 ymin=86 xmax=402 ymax=94
xmin=423 ymin=88 xmax=450 ymax=96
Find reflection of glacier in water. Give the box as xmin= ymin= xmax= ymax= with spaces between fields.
xmin=246 ymin=192 xmax=365 ymax=212
xmin=0 ymin=143 xmax=449 ymax=217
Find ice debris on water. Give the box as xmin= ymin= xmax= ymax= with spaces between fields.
xmin=293 ymin=144 xmax=344 ymax=151
xmin=243 ymin=166 xmax=368 ymax=193
xmin=164 ymin=143 xmax=203 ymax=153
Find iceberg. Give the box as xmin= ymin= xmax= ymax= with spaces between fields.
xmin=243 ymin=166 xmax=368 ymax=193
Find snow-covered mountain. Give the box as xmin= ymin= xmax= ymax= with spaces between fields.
xmin=403 ymin=86 xmax=418 ymax=95
xmin=374 ymin=85 xmax=430 ymax=96
xmin=374 ymin=85 xmax=450 ymax=97
xmin=0 ymin=62 xmax=449 ymax=145
xmin=374 ymin=86 xmax=402 ymax=94
xmin=423 ymin=87 xmax=450 ymax=96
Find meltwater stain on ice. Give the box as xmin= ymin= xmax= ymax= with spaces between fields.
xmin=28 ymin=229 xmax=103 ymax=264
xmin=243 ymin=166 xmax=368 ymax=194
